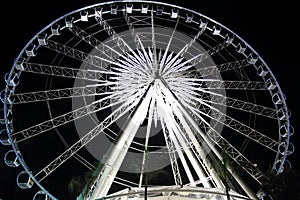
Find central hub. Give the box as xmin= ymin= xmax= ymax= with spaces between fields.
xmin=154 ymin=70 xmax=160 ymax=79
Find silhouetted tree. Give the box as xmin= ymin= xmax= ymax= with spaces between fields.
xmin=261 ymin=166 xmax=300 ymax=200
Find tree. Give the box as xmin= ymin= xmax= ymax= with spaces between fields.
xmin=206 ymin=149 xmax=233 ymax=200
xmin=261 ymin=166 xmax=300 ymax=200
xmin=68 ymin=176 xmax=84 ymax=196
xmin=68 ymin=162 xmax=102 ymax=198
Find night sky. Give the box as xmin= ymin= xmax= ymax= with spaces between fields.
xmin=0 ymin=0 xmax=299 ymax=199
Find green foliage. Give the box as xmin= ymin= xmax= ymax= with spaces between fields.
xmin=205 ymin=148 xmax=232 ymax=181
xmin=261 ymin=166 xmax=300 ymax=200
xmin=68 ymin=162 xmax=104 ymax=197
xmin=205 ymin=148 xmax=234 ymax=200
xmin=68 ymin=176 xmax=84 ymax=195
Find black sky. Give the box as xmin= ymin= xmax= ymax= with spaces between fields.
xmin=0 ymin=0 xmax=299 ymax=199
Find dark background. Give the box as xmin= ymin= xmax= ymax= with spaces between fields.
xmin=0 ymin=0 xmax=299 ymax=199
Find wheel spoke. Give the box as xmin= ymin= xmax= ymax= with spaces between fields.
xmin=12 ymin=84 xmax=113 ymax=104
xmin=16 ymin=61 xmax=115 ymax=82
xmin=186 ymin=98 xmax=279 ymax=152
xmin=159 ymin=17 xmax=180 ymax=74
xmin=34 ymin=86 xmax=147 ymax=182
xmin=67 ymin=23 xmax=123 ymax=61
xmin=162 ymin=39 xmax=230 ymax=76
xmin=188 ymin=58 xmax=250 ymax=77
xmin=95 ymin=14 xmax=149 ymax=74
xmin=168 ymin=79 xmax=270 ymax=90
xmin=45 ymin=40 xmax=112 ymax=71
xmin=196 ymin=89 xmax=277 ymax=119
xmin=12 ymin=90 xmax=140 ymax=143
xmin=150 ymin=9 xmax=158 ymax=72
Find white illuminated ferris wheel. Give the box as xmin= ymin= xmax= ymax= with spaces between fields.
xmin=0 ymin=1 xmax=294 ymax=200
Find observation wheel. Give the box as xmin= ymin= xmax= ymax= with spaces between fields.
xmin=0 ymin=1 xmax=294 ymax=200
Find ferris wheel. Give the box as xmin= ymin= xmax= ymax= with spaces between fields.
xmin=0 ymin=1 xmax=294 ymax=200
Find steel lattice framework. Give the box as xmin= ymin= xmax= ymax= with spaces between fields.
xmin=0 ymin=1 xmax=294 ymax=200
